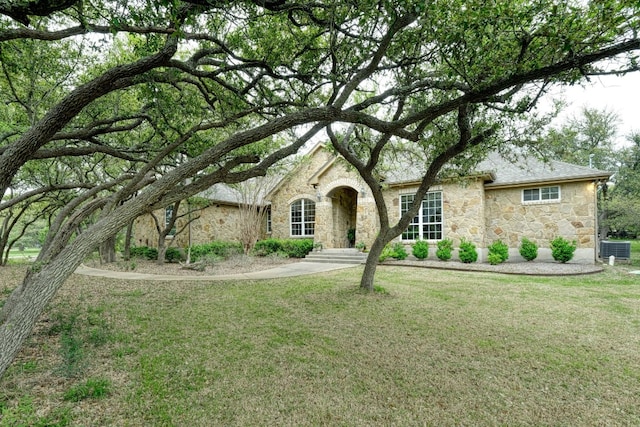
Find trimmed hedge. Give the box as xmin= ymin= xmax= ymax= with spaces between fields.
xmin=458 ymin=238 xmax=478 ymax=264
xmin=129 ymin=246 xmax=158 ymax=260
xmin=189 ymin=241 xmax=243 ymax=262
xmin=412 ymin=240 xmax=429 ymax=260
xmin=550 ymin=236 xmax=576 ymax=263
xmin=436 ymin=238 xmax=453 ymax=261
xmin=392 ymin=242 xmax=408 ymax=260
xmin=487 ymin=240 xmax=509 ymax=265
xmin=379 ymin=242 xmax=409 ymax=262
xmin=253 ymin=238 xmax=314 ymax=258
xmin=165 ymin=247 xmax=183 ymax=263
xmin=519 ymin=238 xmax=538 ymax=261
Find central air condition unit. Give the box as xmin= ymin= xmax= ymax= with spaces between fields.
xmin=600 ymin=240 xmax=631 ymax=259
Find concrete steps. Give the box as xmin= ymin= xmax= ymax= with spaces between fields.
xmin=304 ymin=248 xmax=367 ymax=264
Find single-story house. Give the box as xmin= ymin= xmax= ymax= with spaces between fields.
xmin=134 ymin=144 xmax=611 ymax=263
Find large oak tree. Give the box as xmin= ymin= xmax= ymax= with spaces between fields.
xmin=1 ymin=0 xmax=639 ymax=379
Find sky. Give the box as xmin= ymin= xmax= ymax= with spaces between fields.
xmin=550 ymin=72 xmax=640 ymax=147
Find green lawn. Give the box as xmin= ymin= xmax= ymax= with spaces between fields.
xmin=1 ymin=264 xmax=640 ymax=426
xmin=631 ymin=239 xmax=640 ymax=266
xmin=6 ymin=247 xmax=40 ymax=259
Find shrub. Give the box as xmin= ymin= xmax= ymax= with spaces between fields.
xmin=281 ymin=239 xmax=314 ymax=258
xmin=391 ymin=242 xmax=408 ymax=260
xmin=436 ymin=238 xmax=453 ymax=261
xmin=164 ymin=247 xmax=183 ymax=263
xmin=550 ymin=236 xmax=577 ymax=263
xmin=412 ymin=240 xmax=429 ymax=260
xmin=253 ymin=238 xmax=313 ymax=258
xmin=519 ymin=238 xmax=538 ymax=261
xmin=378 ymin=244 xmax=395 ymax=262
xmin=458 ymin=238 xmax=478 ymax=263
xmin=190 ymin=241 xmax=243 ymax=262
xmin=129 ymin=246 xmax=158 ymax=260
xmin=487 ymin=240 xmax=509 ymax=264
xmin=253 ymin=238 xmax=282 ymax=256
xmin=488 ymin=252 xmax=503 ymax=265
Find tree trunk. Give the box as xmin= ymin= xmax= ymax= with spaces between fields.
xmin=123 ymin=221 xmax=133 ymax=261
xmin=359 ymin=232 xmax=389 ymax=291
xmin=0 ymin=196 xmax=138 ymax=379
xmin=0 ymin=241 xmax=89 ymax=379
xmin=99 ymin=236 xmax=117 ymax=263
xmin=156 ymin=236 xmax=167 ymax=265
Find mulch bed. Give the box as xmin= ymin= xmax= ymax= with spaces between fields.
xmin=383 ymin=259 xmax=605 ymax=276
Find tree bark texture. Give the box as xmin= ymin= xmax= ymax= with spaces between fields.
xmin=99 ymin=236 xmax=117 ymax=263
xmin=0 ymin=241 xmax=88 ymax=379
xmin=123 ymin=221 xmax=133 ymax=261
xmin=359 ymin=234 xmax=388 ymax=291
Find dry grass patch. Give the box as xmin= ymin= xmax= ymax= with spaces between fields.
xmin=1 ymin=264 xmax=639 ymax=426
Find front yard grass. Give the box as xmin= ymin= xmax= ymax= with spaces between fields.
xmin=1 ymin=264 xmax=639 ymax=426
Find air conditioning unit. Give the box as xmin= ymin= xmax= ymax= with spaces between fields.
xmin=600 ymin=240 xmax=631 ymax=259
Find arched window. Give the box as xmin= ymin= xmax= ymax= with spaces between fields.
xmin=290 ymin=198 xmax=315 ymax=236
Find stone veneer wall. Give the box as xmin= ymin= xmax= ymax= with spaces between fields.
xmin=484 ymin=181 xmax=597 ymax=263
xmin=268 ymin=150 xmax=328 ymax=242
xmin=385 ymin=179 xmax=487 ymax=260
xmin=268 ymin=148 xmax=377 ymax=249
xmin=133 ymin=203 xmax=246 ymax=249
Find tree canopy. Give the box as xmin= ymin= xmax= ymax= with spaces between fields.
xmin=1 ymin=0 xmax=639 ymax=380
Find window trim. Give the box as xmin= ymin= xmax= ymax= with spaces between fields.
xmin=290 ymin=198 xmax=315 ymax=237
xmin=522 ymin=185 xmax=561 ymax=204
xmin=400 ymin=191 xmax=443 ymax=242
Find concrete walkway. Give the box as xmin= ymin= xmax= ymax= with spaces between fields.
xmin=74 ymin=262 xmax=359 ymax=281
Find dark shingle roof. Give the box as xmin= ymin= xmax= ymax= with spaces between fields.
xmin=197 ymin=184 xmax=243 ymax=204
xmin=384 ymin=151 xmax=610 ymax=187
xmin=478 ymin=152 xmax=611 ymax=188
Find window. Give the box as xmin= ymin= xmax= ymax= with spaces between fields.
xmin=165 ymin=206 xmax=176 ymax=236
xmin=522 ymin=186 xmax=560 ymax=203
xmin=266 ymin=207 xmax=272 ymax=233
xmin=400 ymin=191 xmax=443 ymax=241
xmin=290 ymin=199 xmax=315 ymax=236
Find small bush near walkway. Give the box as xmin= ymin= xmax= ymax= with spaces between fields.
xmin=253 ymin=238 xmax=314 ymax=258
xmin=129 ymin=246 xmax=158 ymax=260
xmin=189 ymin=241 xmax=243 ymax=262
xmin=379 ymin=242 xmax=409 ymax=262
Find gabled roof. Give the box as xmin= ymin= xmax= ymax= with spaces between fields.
xmin=384 ymin=151 xmax=611 ymax=188
xmin=196 ymin=183 xmax=243 ymax=205
xmin=478 ymin=152 xmax=611 ymax=188
xmin=205 ymin=145 xmax=611 ymax=203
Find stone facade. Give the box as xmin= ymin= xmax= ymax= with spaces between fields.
xmin=384 ymin=179 xmax=489 ymax=260
xmin=268 ymin=146 xmax=378 ymax=248
xmin=484 ymin=181 xmax=597 ymax=263
xmin=134 ymin=145 xmax=605 ymax=264
xmin=133 ymin=202 xmax=248 ymax=248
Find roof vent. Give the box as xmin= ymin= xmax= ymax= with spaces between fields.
xmin=600 ymin=240 xmax=631 ymax=259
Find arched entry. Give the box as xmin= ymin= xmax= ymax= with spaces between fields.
xmin=327 ymin=186 xmax=358 ymax=248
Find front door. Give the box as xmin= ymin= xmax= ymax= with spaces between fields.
xmin=329 ymin=187 xmax=358 ymax=248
